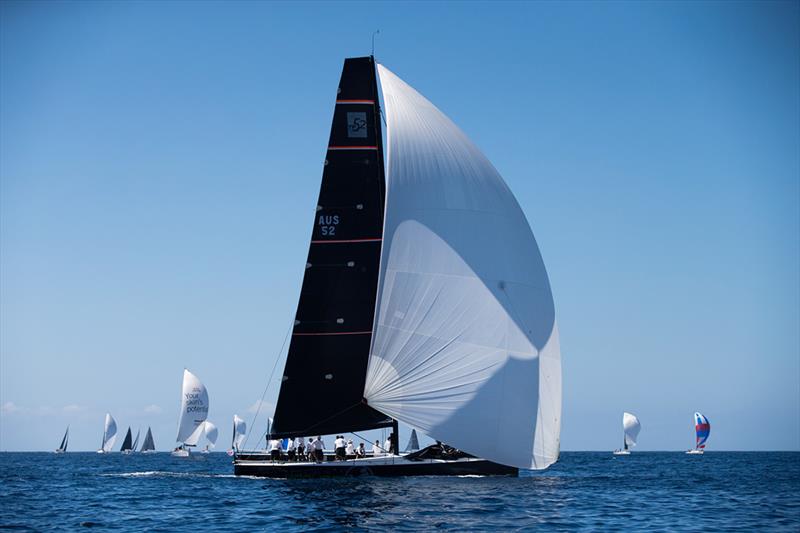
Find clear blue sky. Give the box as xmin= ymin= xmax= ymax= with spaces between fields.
xmin=1 ymin=1 xmax=798 ymax=452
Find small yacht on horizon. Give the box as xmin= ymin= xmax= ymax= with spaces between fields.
xmin=686 ymin=412 xmax=710 ymax=454
xmin=55 ymin=426 xmax=69 ymax=454
xmin=172 ymin=369 xmax=209 ymax=457
xmin=97 ymin=413 xmax=117 ymax=454
xmin=613 ymin=412 xmax=641 ymax=455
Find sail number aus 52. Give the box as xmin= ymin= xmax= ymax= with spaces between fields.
xmin=318 ymin=215 xmax=340 ymax=236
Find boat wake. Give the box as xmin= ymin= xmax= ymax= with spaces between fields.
xmin=102 ymin=471 xmax=245 ymax=479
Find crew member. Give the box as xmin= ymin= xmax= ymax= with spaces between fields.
xmin=268 ymin=438 xmax=283 ymax=461
xmin=312 ymin=436 xmax=325 ymax=462
xmin=334 ymin=435 xmax=346 ymax=461
xmin=372 ymin=440 xmax=383 ymax=457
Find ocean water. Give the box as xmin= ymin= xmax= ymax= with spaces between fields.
xmin=1 ymin=452 xmax=797 ymax=531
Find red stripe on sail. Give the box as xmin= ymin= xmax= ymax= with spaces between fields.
xmin=292 ymin=331 xmax=373 ymax=336
xmin=311 ymin=238 xmax=382 ymax=244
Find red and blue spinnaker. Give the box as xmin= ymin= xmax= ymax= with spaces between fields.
xmin=694 ymin=412 xmax=710 ymax=450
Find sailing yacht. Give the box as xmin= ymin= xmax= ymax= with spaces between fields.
xmin=172 ymin=369 xmax=209 ymax=457
xmin=140 ymin=427 xmax=157 ymax=454
xmin=686 ymin=412 xmax=710 ymax=454
xmin=97 ymin=413 xmax=117 ymax=454
xmin=131 ymin=428 xmax=140 ymax=453
xmin=404 ymin=429 xmax=420 ymax=453
xmin=228 ymin=415 xmax=246 ymax=456
xmin=199 ymin=421 xmax=219 ymax=454
xmin=55 ymin=426 xmax=69 ymax=454
xmin=120 ymin=427 xmax=134 ymax=454
xmin=613 ymin=412 xmax=641 ymax=455
xmin=234 ymin=56 xmax=562 ymax=477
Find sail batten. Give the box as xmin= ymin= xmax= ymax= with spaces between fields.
xmin=365 ymin=64 xmax=562 ymax=470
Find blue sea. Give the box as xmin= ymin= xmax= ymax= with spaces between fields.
xmin=1 ymin=452 xmax=798 ymax=531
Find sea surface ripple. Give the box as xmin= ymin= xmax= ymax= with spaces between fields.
xmin=1 ymin=452 xmax=798 ymax=531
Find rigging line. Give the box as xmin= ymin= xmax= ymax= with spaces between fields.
xmin=241 ymin=317 xmax=294 ymax=451
xmin=348 ymin=430 xmax=377 ymax=449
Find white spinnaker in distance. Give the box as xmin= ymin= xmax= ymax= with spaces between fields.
xmin=102 ymin=413 xmax=118 ymax=452
xmin=365 ymin=64 xmax=561 ymax=470
xmin=233 ymin=415 xmax=247 ymax=450
xmin=203 ymin=421 xmax=219 ymax=448
xmin=623 ymin=412 xmax=641 ymax=447
xmin=176 ymin=369 xmax=209 ymax=445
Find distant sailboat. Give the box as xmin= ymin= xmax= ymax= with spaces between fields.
xmin=404 ymin=429 xmax=420 ymax=453
xmin=131 ymin=429 xmax=141 ymax=453
xmin=200 ymin=421 xmax=218 ymax=454
xmin=97 ymin=413 xmax=118 ymax=453
xmin=55 ymin=426 xmax=69 ymax=454
xmin=120 ymin=427 xmax=134 ymax=454
xmin=686 ymin=412 xmax=710 ymax=455
xmin=172 ymin=369 xmax=209 ymax=457
xmin=140 ymin=427 xmax=157 ymax=454
xmin=228 ymin=415 xmax=246 ymax=456
xmin=613 ymin=412 xmax=641 ymax=455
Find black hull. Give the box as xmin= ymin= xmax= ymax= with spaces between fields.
xmin=234 ymin=456 xmax=517 ymax=478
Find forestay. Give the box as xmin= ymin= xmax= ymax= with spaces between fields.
xmin=176 ymin=369 xmax=209 ymax=446
xmin=365 ymin=65 xmax=562 ymax=470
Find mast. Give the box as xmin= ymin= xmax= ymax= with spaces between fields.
xmin=270 ymin=56 xmax=392 ymax=439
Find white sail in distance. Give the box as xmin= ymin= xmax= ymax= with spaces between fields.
xmin=176 ymin=369 xmax=209 ymax=446
xmin=365 ymin=65 xmax=562 ymax=470
xmin=203 ymin=421 xmax=219 ymax=449
xmin=232 ymin=415 xmax=246 ymax=450
xmin=623 ymin=412 xmax=641 ymax=448
xmin=102 ymin=413 xmax=118 ymax=452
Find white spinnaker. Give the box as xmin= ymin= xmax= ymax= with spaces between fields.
xmin=176 ymin=369 xmax=209 ymax=445
xmin=203 ymin=421 xmax=219 ymax=448
xmin=102 ymin=413 xmax=118 ymax=452
xmin=366 ymin=65 xmax=561 ymax=470
xmin=623 ymin=412 xmax=641 ymax=447
xmin=233 ymin=415 xmax=247 ymax=450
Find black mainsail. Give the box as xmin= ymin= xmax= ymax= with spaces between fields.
xmin=120 ymin=427 xmax=133 ymax=452
xmin=57 ymin=426 xmax=69 ymax=452
xmin=141 ymin=427 xmax=156 ymax=452
xmin=270 ymin=56 xmax=392 ymax=439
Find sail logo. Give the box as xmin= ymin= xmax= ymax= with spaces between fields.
xmin=184 ymin=389 xmax=207 ymax=413
xmin=347 ymin=112 xmax=367 ymax=138
xmin=319 ymin=214 xmax=340 ymax=236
